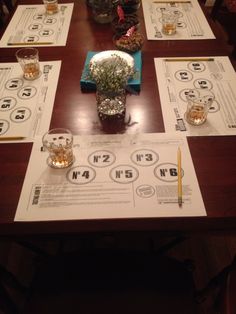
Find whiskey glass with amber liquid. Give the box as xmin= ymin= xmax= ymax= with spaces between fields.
xmin=43 ymin=0 xmax=58 ymax=15
xmin=185 ymin=89 xmax=215 ymax=126
xmin=161 ymin=9 xmax=178 ymax=35
xmin=42 ymin=128 xmax=74 ymax=169
xmin=16 ymin=48 xmax=40 ymax=80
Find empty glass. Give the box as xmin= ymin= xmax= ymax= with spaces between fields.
xmin=92 ymin=0 xmax=113 ymax=24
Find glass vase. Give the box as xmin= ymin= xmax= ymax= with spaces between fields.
xmin=92 ymin=0 xmax=113 ymax=24
xmin=96 ymin=88 xmax=126 ymax=121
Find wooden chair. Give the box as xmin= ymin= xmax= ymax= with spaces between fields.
xmin=196 ymin=254 xmax=236 ymax=314
xmin=0 ymin=239 xmax=53 ymax=314
xmin=218 ymin=261 xmax=236 ymax=314
xmin=0 ymin=263 xmax=27 ymax=314
xmin=211 ymin=0 xmax=236 ymax=57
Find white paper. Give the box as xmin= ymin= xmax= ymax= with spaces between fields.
xmin=0 ymin=61 xmax=61 ymax=142
xmin=142 ymin=0 xmax=215 ymax=40
xmin=15 ymin=133 xmax=206 ymax=221
xmin=0 ymin=4 xmax=73 ymax=47
xmin=155 ymin=56 xmax=236 ymax=136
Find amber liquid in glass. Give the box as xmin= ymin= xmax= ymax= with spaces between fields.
xmin=45 ymin=2 xmax=58 ymax=14
xmin=23 ymin=63 xmax=40 ymax=80
xmin=186 ymin=104 xmax=207 ymax=125
xmin=49 ymin=146 xmax=74 ymax=168
xmin=162 ymin=23 xmax=176 ymax=35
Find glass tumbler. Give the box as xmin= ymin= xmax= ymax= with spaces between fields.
xmin=42 ymin=128 xmax=74 ymax=169
xmin=185 ymin=89 xmax=215 ymax=125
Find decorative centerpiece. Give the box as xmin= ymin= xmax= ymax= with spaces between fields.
xmin=89 ymin=50 xmax=134 ymax=121
xmin=114 ymin=26 xmax=144 ymax=52
xmin=112 ymin=5 xmax=139 ymax=35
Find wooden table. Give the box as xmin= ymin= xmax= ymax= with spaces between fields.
xmin=0 ymin=0 xmax=236 ymax=236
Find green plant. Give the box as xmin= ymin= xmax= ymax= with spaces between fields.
xmin=89 ymin=54 xmax=134 ymax=92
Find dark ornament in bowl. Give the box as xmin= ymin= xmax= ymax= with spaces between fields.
xmin=112 ymin=13 xmax=139 ymax=35
xmin=113 ymin=30 xmax=144 ymax=53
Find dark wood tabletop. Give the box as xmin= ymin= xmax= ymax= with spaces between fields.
xmin=0 ymin=0 xmax=236 ymax=237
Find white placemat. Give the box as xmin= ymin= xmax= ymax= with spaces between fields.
xmin=15 ymin=133 xmax=206 ymax=221
xmin=155 ymin=56 xmax=236 ymax=135
xmin=0 ymin=61 xmax=61 ymax=142
xmin=142 ymin=0 xmax=215 ymax=40
xmin=0 ymin=3 xmax=73 ymax=47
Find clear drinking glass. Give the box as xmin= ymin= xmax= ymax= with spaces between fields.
xmin=96 ymin=88 xmax=126 ymax=121
xmin=42 ymin=128 xmax=74 ymax=169
xmin=16 ymin=48 xmax=40 ymax=80
xmin=92 ymin=0 xmax=113 ymax=24
xmin=185 ymin=89 xmax=215 ymax=126
xmin=43 ymin=0 xmax=59 ymax=15
xmin=161 ymin=9 xmax=178 ymax=35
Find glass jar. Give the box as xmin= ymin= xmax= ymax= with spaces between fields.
xmin=92 ymin=0 xmax=113 ymax=24
xmin=96 ymin=88 xmax=126 ymax=121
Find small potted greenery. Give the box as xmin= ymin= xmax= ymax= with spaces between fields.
xmin=89 ymin=53 xmax=134 ymax=120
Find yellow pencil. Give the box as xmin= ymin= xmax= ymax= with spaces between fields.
xmin=164 ymin=58 xmax=214 ymax=62
xmin=177 ymin=147 xmax=182 ymax=206
xmin=153 ymin=1 xmax=191 ymax=3
xmin=0 ymin=136 xmax=25 ymax=141
xmin=7 ymin=42 xmax=54 ymax=46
